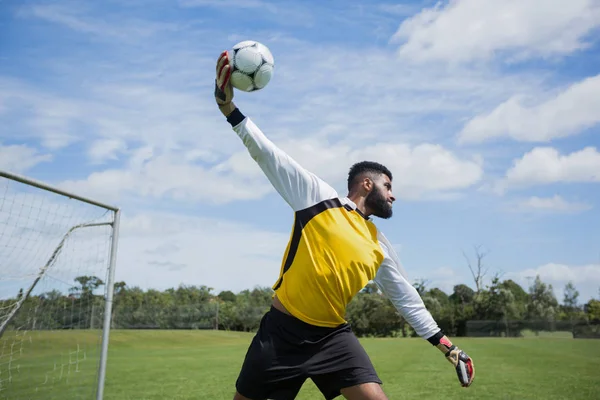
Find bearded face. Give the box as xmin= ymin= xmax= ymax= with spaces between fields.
xmin=365 ymin=182 xmax=393 ymax=219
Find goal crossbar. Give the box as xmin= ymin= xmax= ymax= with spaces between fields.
xmin=0 ymin=170 xmax=119 ymax=211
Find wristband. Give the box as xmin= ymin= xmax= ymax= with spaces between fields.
xmin=426 ymin=330 xmax=445 ymax=346
xmin=226 ymin=108 xmax=246 ymax=127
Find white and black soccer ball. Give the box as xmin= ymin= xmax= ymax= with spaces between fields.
xmin=229 ymin=40 xmax=275 ymax=92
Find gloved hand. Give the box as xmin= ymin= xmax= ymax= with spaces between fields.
xmin=215 ymin=50 xmax=235 ymax=115
xmin=445 ymin=345 xmax=475 ymax=387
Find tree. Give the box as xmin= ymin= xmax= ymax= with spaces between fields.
xmin=476 ymin=274 xmax=525 ymax=336
xmin=585 ymin=299 xmax=600 ymax=322
xmin=462 ymin=244 xmax=490 ymax=294
xmin=500 ymin=279 xmax=528 ymax=318
xmin=526 ymin=275 xmax=559 ymax=325
xmin=111 ymin=281 xmax=128 ymax=328
xmin=72 ymin=275 xmax=105 ymax=298
xmin=448 ymin=284 xmax=476 ymax=336
xmin=218 ymin=290 xmax=237 ymax=302
xmin=562 ymin=281 xmax=580 ymax=322
xmin=449 ymin=284 xmax=475 ymax=306
xmin=114 ymin=281 xmax=127 ymax=295
xmin=346 ymin=291 xmax=404 ymax=337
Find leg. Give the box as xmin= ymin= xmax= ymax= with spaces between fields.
xmin=309 ymin=326 xmax=384 ymax=400
xmin=340 ymin=382 xmax=388 ymax=400
xmin=234 ymin=309 xmax=308 ymax=400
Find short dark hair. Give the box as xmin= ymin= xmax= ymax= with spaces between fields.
xmin=347 ymin=161 xmax=392 ymax=191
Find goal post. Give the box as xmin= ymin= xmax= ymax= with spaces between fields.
xmin=0 ymin=170 xmax=121 ymax=400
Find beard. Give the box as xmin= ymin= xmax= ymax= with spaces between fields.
xmin=365 ymin=185 xmax=393 ymax=219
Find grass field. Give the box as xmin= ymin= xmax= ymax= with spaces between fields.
xmin=2 ymin=329 xmax=599 ymax=399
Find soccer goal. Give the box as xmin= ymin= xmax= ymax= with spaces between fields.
xmin=0 ymin=170 xmax=121 ymax=400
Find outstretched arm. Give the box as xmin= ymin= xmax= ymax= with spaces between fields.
xmin=214 ymin=50 xmax=337 ymax=211
xmin=373 ymin=235 xmax=440 ymax=339
xmin=374 ymin=233 xmax=475 ymax=388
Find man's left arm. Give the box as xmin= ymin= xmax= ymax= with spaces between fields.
xmin=373 ymin=236 xmax=475 ymax=388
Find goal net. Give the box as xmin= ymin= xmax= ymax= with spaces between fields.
xmin=0 ymin=171 xmax=120 ymax=400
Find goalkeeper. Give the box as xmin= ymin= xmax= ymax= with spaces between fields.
xmin=214 ymin=51 xmax=475 ymax=400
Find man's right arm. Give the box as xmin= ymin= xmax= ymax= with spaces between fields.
xmin=223 ymin=105 xmax=338 ymax=212
xmin=214 ymin=50 xmax=337 ymax=212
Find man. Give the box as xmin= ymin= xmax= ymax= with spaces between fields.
xmin=214 ymin=50 xmax=474 ymax=400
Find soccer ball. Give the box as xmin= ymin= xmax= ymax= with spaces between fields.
xmin=229 ymin=40 xmax=275 ymax=92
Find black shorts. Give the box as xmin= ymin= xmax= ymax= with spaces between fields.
xmin=235 ymin=306 xmax=382 ymax=400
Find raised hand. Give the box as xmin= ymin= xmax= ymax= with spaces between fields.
xmin=215 ymin=50 xmax=235 ymax=115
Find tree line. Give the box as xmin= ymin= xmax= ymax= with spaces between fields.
xmin=4 ymin=269 xmax=600 ymax=338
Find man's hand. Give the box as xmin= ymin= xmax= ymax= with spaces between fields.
xmin=445 ymin=345 xmax=475 ymax=387
xmin=434 ymin=336 xmax=474 ymax=387
xmin=215 ymin=50 xmax=235 ymax=116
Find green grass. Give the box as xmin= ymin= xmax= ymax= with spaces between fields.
xmin=2 ymin=330 xmax=599 ymax=399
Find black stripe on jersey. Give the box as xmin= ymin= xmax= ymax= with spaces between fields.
xmin=273 ymin=198 xmax=343 ymax=290
xmin=343 ymin=204 xmax=368 ymax=220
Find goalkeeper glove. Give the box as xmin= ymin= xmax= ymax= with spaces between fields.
xmin=214 ymin=50 xmax=235 ymax=115
xmin=430 ymin=334 xmax=475 ymax=387
xmin=445 ymin=344 xmax=475 ymax=387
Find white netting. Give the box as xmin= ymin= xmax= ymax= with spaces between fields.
xmin=0 ymin=174 xmax=116 ymax=399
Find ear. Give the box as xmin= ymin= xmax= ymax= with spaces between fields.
xmin=362 ymin=177 xmax=373 ymax=192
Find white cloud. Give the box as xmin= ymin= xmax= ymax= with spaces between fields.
xmin=115 ymin=211 xmax=290 ymax=293
xmin=0 ymin=143 xmax=52 ymax=173
xmin=459 ymin=74 xmax=600 ymax=143
xmin=58 ymin=152 xmax=273 ymax=206
xmin=347 ymin=143 xmax=483 ymax=199
xmin=392 ymin=0 xmax=600 ymax=63
xmin=0 ymin=78 xmax=88 ymax=150
xmin=510 ymin=263 xmax=600 ymax=302
xmin=88 ymin=138 xmax=128 ymax=164
xmin=0 ymin=75 xmax=237 ymax=156
xmin=514 ymin=195 xmax=592 ymax=213
xmin=59 ymin=135 xmax=483 ymax=205
xmin=377 ymin=3 xmax=421 ymax=16
xmin=190 ymin=136 xmax=484 ymax=202
xmin=17 ymin=4 xmax=178 ymax=42
xmin=497 ymin=146 xmax=600 ymax=191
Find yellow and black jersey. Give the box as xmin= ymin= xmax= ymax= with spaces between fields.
xmin=228 ymin=108 xmax=440 ymax=339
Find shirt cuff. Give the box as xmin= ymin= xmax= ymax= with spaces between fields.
xmin=226 ymin=108 xmax=246 ymax=127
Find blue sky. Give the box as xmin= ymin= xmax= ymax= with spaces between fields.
xmin=1 ymin=0 xmax=599 ymax=303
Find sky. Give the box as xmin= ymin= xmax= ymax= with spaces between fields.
xmin=1 ymin=0 xmax=599 ymax=304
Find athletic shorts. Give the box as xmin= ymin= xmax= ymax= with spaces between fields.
xmin=235 ymin=306 xmax=382 ymax=400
